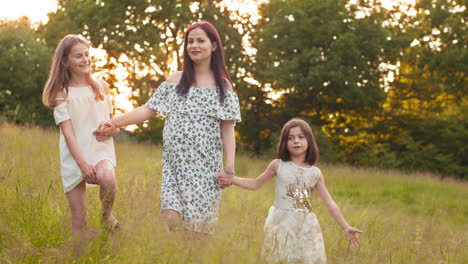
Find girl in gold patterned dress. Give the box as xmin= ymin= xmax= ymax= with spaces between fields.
xmin=217 ymin=118 xmax=362 ymax=263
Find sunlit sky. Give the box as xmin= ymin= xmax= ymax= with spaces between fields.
xmin=0 ymin=0 xmax=57 ymax=23
xmin=1 ymin=0 xmax=413 ymax=24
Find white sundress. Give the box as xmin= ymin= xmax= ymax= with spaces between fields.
xmin=262 ymin=160 xmax=327 ymax=264
xmin=145 ymin=81 xmax=241 ymax=234
xmin=53 ymin=84 xmax=115 ymax=192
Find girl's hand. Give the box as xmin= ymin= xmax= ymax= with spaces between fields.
xmin=94 ymin=123 xmax=108 ymax=141
xmin=93 ymin=122 xmax=119 ymax=141
xmin=101 ymin=121 xmax=120 ymax=136
xmin=344 ymin=226 xmax=363 ymax=248
xmin=216 ymin=168 xmax=234 ymax=189
xmin=78 ymin=161 xmax=97 ymax=184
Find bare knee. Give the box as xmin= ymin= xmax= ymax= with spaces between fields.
xmin=96 ymin=160 xmax=116 ymax=190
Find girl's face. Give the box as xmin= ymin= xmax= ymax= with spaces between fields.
xmin=187 ymin=28 xmax=217 ymax=64
xmin=64 ymin=43 xmax=91 ymax=77
xmin=287 ymin=126 xmax=309 ymax=157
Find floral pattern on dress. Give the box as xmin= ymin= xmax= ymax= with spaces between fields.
xmin=145 ymin=81 xmax=241 ymax=233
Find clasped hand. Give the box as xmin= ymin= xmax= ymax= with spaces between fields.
xmin=216 ymin=169 xmax=234 ymax=189
xmin=93 ymin=121 xmax=120 ymax=141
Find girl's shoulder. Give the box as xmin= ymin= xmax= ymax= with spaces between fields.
xmin=54 ymin=89 xmax=67 ymax=107
xmin=268 ymin=159 xmax=281 ymax=174
xmin=94 ymin=77 xmax=110 ymax=94
xmin=310 ymin=165 xmax=323 ymax=181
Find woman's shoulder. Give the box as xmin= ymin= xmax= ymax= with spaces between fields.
xmin=166 ymin=71 xmax=182 ymax=84
xmin=224 ymin=79 xmax=234 ymax=92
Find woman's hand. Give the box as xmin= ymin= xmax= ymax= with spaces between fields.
xmin=94 ymin=121 xmax=120 ymax=141
xmin=102 ymin=121 xmax=120 ymax=136
xmin=78 ymin=161 xmax=97 ymax=184
xmin=94 ymin=123 xmax=108 ymax=141
xmin=344 ymin=226 xmax=363 ymax=248
xmin=216 ymin=168 xmax=234 ymax=189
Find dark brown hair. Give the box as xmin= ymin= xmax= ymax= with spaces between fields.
xmin=276 ymin=118 xmax=319 ymax=165
xmin=177 ymin=21 xmax=233 ymax=103
xmin=42 ymin=34 xmax=103 ymax=107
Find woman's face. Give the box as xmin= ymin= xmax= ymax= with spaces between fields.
xmin=186 ymin=28 xmax=217 ymax=64
xmin=64 ymin=43 xmax=91 ymax=76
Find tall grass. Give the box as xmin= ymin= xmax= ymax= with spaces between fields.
xmin=0 ymin=123 xmax=466 ymax=263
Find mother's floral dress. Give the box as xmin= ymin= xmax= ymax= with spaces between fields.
xmin=145 ymin=81 xmax=241 ymax=233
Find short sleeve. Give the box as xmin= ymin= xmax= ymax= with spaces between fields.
xmin=144 ymin=81 xmax=174 ymax=116
xmin=53 ymin=102 xmax=70 ymax=125
xmin=219 ymin=92 xmax=242 ymax=123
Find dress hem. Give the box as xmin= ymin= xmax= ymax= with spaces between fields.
xmin=63 ymin=176 xmax=84 ymax=193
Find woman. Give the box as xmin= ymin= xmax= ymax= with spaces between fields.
xmin=97 ymin=21 xmax=241 ymax=234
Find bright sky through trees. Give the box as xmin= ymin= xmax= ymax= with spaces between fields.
xmin=0 ymin=0 xmax=424 ymax=115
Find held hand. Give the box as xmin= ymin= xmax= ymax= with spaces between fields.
xmin=344 ymin=226 xmax=363 ymax=248
xmin=101 ymin=121 xmax=120 ymax=136
xmin=93 ymin=122 xmax=109 ymax=141
xmin=218 ymin=181 xmax=231 ymax=189
xmin=93 ymin=121 xmax=119 ymax=141
xmin=216 ymin=169 xmax=234 ymax=189
xmin=78 ymin=161 xmax=97 ymax=184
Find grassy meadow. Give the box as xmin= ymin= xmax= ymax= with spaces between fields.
xmin=0 ymin=123 xmax=467 ymax=263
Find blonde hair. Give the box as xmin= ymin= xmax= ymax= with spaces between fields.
xmin=42 ymin=34 xmax=104 ymax=108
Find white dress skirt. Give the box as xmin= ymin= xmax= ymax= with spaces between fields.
xmin=53 ymin=83 xmax=115 ymax=192
xmin=262 ymin=160 xmax=326 ymax=264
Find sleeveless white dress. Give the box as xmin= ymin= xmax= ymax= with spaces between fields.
xmin=53 ymin=84 xmax=115 ymax=192
xmin=262 ymin=160 xmax=326 ymax=264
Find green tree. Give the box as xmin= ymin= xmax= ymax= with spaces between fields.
xmin=0 ymin=17 xmax=53 ymax=126
xmin=333 ymin=0 xmax=467 ymax=178
xmin=245 ymin=0 xmax=404 ymax=155
xmin=380 ymin=0 xmax=467 ymax=178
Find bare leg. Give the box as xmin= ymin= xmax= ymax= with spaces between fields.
xmin=161 ymin=209 xmax=182 ymax=232
xmin=95 ymin=160 xmax=117 ymax=227
xmin=66 ymin=181 xmax=87 ymax=235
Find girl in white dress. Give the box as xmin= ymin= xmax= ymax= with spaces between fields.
xmin=217 ymin=118 xmax=362 ymax=263
xmin=42 ymin=34 xmax=119 ymax=235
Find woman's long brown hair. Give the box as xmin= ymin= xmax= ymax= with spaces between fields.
xmin=42 ymin=34 xmax=104 ymax=108
xmin=177 ymin=21 xmax=233 ymax=103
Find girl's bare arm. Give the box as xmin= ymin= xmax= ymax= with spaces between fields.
xmin=60 ymin=119 xmax=97 ymax=183
xmin=227 ymin=159 xmax=279 ymax=190
xmin=315 ymin=174 xmax=362 ymax=247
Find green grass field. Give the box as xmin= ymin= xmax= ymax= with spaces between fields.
xmin=0 ymin=123 xmax=467 ymax=263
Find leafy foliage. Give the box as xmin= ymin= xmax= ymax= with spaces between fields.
xmin=0 ymin=18 xmax=53 ymax=126
xmin=252 ymin=0 xmax=400 ymax=121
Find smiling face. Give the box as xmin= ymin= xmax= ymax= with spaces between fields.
xmin=186 ymin=27 xmax=217 ymax=64
xmin=287 ymin=126 xmax=309 ymax=158
xmin=63 ymin=42 xmax=91 ymax=77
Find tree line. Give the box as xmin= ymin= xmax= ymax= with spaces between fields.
xmin=0 ymin=0 xmax=466 ymax=178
